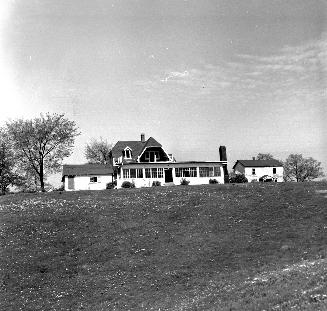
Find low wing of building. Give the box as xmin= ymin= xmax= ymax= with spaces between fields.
xmin=233 ymin=159 xmax=284 ymax=182
xmin=62 ymin=164 xmax=114 ymax=191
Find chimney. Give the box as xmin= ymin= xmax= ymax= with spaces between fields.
xmin=141 ymin=133 xmax=145 ymax=142
xmin=252 ymin=157 xmax=255 ymax=160
xmin=219 ymin=146 xmax=227 ymax=161
xmin=219 ymin=146 xmax=229 ymax=183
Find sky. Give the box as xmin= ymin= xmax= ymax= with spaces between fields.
xmin=0 ymin=0 xmax=326 ymax=185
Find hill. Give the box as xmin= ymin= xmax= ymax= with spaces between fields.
xmin=1 ymin=182 xmax=327 ymax=310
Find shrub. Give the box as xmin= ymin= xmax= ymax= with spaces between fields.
xmin=106 ymin=180 xmax=117 ymax=189
xmin=180 ymin=178 xmax=190 ymax=186
xmin=54 ymin=185 xmax=65 ymax=191
xmin=209 ymin=179 xmax=219 ymax=184
xmin=152 ymin=181 xmax=161 ymax=187
xmin=121 ymin=181 xmax=135 ymax=188
xmin=229 ymin=174 xmax=248 ymax=183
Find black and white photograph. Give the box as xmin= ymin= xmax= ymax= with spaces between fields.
xmin=0 ymin=0 xmax=326 ymax=309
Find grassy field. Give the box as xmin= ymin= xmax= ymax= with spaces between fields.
xmin=1 ymin=182 xmax=327 ymax=310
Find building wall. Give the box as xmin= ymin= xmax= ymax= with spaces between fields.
xmin=64 ymin=175 xmax=113 ymax=191
xmin=116 ymin=163 xmax=225 ymax=188
xmin=234 ymin=165 xmax=284 ymax=182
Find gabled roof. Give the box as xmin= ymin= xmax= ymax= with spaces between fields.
xmin=143 ymin=137 xmax=161 ymax=148
xmin=111 ymin=136 xmax=163 ymax=162
xmin=111 ymin=140 xmax=145 ymax=162
xmin=233 ymin=159 xmax=283 ymax=169
xmin=62 ymin=164 xmax=113 ymax=177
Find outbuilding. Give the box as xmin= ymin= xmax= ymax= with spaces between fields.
xmin=233 ymin=159 xmax=284 ymax=182
xmin=62 ymin=164 xmax=114 ymax=191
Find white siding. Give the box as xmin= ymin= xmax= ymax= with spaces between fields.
xmin=243 ymin=166 xmax=284 ymax=182
xmin=116 ymin=164 xmax=225 ymax=188
xmin=64 ymin=175 xmax=113 ymax=191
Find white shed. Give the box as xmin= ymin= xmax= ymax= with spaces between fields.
xmin=62 ymin=164 xmax=114 ymax=191
xmin=233 ymin=159 xmax=284 ymax=182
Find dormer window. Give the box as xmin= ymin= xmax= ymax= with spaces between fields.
xmin=144 ymin=151 xmax=160 ymax=162
xmin=123 ymin=147 xmax=132 ymax=159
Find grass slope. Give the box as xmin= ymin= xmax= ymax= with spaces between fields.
xmin=1 ymin=182 xmax=327 ymax=310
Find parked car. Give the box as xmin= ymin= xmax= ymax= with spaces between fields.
xmin=259 ymin=175 xmax=273 ymax=182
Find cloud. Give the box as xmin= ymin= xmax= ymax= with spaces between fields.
xmin=160 ymin=70 xmax=189 ymax=82
xmin=134 ymin=33 xmax=327 ymax=105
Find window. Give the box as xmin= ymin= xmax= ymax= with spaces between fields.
xmin=145 ymin=152 xmax=149 ymax=160
xmin=123 ymin=169 xmax=130 ymax=179
xmin=214 ymin=166 xmax=221 ymax=176
xmin=199 ymin=167 xmax=219 ymax=177
xmin=252 ymin=168 xmax=256 ymax=175
xmin=123 ymin=148 xmax=132 ymax=159
xmin=273 ymin=167 xmax=276 ymax=174
xmin=143 ymin=168 xmax=163 ymax=178
xmin=123 ymin=168 xmax=143 ymax=179
xmin=68 ymin=176 xmax=74 ymax=189
xmin=199 ymin=167 xmax=209 ymax=177
xmin=151 ymin=168 xmax=158 ymax=178
xmin=90 ymin=176 xmax=98 ymax=183
xmin=158 ymin=168 xmax=163 ymax=178
xmin=145 ymin=151 xmax=160 ymax=162
xmin=137 ymin=169 xmax=143 ymax=178
xmin=130 ymin=169 xmax=136 ymax=178
xmin=145 ymin=168 xmax=151 ymax=178
xmin=189 ymin=167 xmax=197 ymax=177
xmin=175 ymin=167 xmax=197 ymax=177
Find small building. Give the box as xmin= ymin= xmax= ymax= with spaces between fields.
xmin=62 ymin=164 xmax=114 ymax=191
xmin=111 ymin=134 xmax=228 ymax=188
xmin=232 ymin=159 xmax=284 ymax=182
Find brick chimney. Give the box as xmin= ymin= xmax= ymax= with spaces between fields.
xmin=141 ymin=133 xmax=145 ymax=142
xmin=219 ymin=146 xmax=227 ymax=161
xmin=252 ymin=157 xmax=255 ymax=160
xmin=219 ymin=146 xmax=229 ymax=183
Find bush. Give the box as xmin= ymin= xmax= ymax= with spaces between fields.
xmin=54 ymin=185 xmax=65 ymax=191
xmin=180 ymin=178 xmax=190 ymax=186
xmin=106 ymin=180 xmax=117 ymax=189
xmin=229 ymin=174 xmax=248 ymax=183
xmin=152 ymin=181 xmax=161 ymax=187
xmin=209 ymin=179 xmax=219 ymax=184
xmin=121 ymin=181 xmax=135 ymax=188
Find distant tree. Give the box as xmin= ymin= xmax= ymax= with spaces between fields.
xmin=0 ymin=127 xmax=24 ymax=194
xmin=283 ymin=154 xmax=324 ymax=182
xmin=256 ymin=153 xmax=276 ymax=161
xmin=7 ymin=113 xmax=80 ymax=192
xmin=85 ymin=138 xmax=112 ymax=164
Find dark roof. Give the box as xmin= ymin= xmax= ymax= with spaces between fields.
xmin=111 ymin=136 xmax=162 ymax=162
xmin=233 ymin=159 xmax=283 ymax=169
xmin=62 ymin=164 xmax=113 ymax=176
xmin=143 ymin=137 xmax=161 ymax=148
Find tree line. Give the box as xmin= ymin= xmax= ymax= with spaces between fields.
xmin=0 ymin=113 xmax=324 ymax=194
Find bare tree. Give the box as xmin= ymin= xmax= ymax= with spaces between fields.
xmin=284 ymin=154 xmax=324 ymax=182
xmin=85 ymin=138 xmax=112 ymax=164
xmin=7 ymin=113 xmax=80 ymax=192
xmin=256 ymin=153 xmax=276 ymax=161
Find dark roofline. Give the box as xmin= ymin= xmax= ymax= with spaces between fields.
xmin=62 ymin=164 xmax=114 ymax=177
xmin=119 ymin=160 xmax=227 ymax=166
xmin=233 ymin=159 xmax=283 ymax=169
